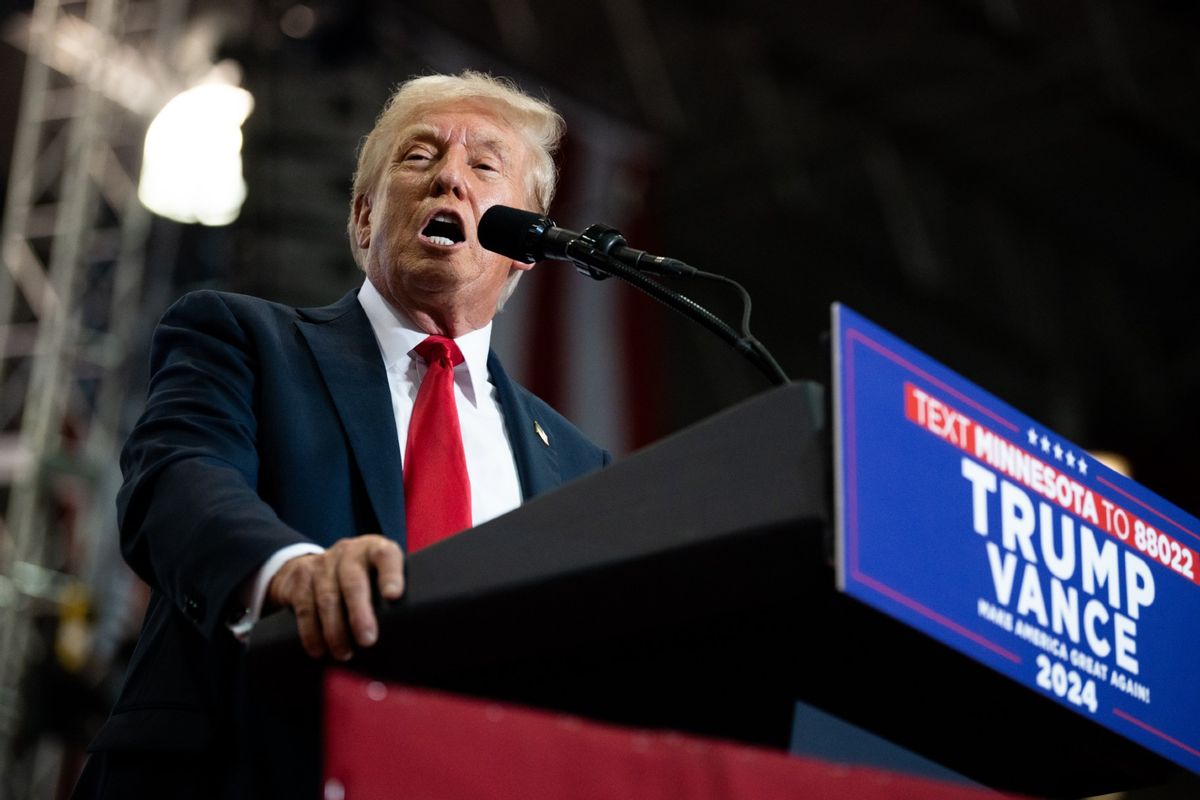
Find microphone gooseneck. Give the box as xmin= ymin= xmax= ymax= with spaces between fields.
xmin=478 ymin=206 xmax=696 ymax=279
xmin=477 ymin=205 xmax=789 ymax=387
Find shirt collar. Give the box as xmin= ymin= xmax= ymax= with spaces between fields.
xmin=357 ymin=278 xmax=493 ymax=402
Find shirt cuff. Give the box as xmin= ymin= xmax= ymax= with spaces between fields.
xmin=228 ymin=542 xmax=325 ymax=641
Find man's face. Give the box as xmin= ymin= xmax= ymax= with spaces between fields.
xmin=354 ymin=102 xmax=536 ymax=329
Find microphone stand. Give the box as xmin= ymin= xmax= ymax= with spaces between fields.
xmin=561 ymin=224 xmax=791 ymax=387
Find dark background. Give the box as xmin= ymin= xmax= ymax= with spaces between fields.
xmin=2 ymin=4 xmax=1199 ymax=797
xmin=3 ymin=0 xmax=1198 ymax=513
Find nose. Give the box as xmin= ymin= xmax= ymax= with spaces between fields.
xmin=429 ymin=148 xmax=468 ymax=199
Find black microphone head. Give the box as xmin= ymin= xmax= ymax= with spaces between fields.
xmin=478 ymin=205 xmax=551 ymax=264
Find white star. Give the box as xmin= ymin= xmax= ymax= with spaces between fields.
xmin=1053 ymin=443 xmax=1063 ymax=461
xmin=1027 ymin=428 xmax=1039 ymax=446
xmin=1041 ymin=436 xmax=1051 ymax=453
xmin=1066 ymin=451 xmax=1076 ymax=468
xmin=1078 ymin=458 xmax=1088 ymax=475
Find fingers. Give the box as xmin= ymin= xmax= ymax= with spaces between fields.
xmin=337 ymin=551 xmax=376 ymax=650
xmin=315 ymin=554 xmax=354 ymax=661
xmin=341 ymin=536 xmax=405 ymax=649
xmin=370 ymin=538 xmax=406 ymax=601
xmin=265 ymin=535 xmax=404 ymax=662
xmin=268 ymin=556 xmax=326 ymax=659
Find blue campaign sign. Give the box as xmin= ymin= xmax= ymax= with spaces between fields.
xmin=832 ymin=304 xmax=1200 ymax=775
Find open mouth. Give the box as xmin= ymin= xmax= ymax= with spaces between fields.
xmin=421 ymin=213 xmax=466 ymax=247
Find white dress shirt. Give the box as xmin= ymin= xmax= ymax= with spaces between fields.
xmin=357 ymin=278 xmax=523 ymax=524
xmin=230 ymin=279 xmax=523 ymax=637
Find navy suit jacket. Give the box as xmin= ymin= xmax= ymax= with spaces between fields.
xmin=91 ymin=288 xmax=609 ymax=756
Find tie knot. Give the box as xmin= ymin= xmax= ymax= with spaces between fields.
xmin=414 ymin=335 xmax=464 ymax=369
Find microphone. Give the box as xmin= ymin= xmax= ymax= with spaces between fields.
xmin=478 ymin=205 xmax=695 ymax=278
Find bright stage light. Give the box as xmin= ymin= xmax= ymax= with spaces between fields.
xmin=138 ymin=81 xmax=255 ymax=226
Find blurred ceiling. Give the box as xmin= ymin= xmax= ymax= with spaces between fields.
xmin=2 ymin=0 xmax=1199 ymax=509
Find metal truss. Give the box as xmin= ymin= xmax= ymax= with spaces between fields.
xmin=0 ymin=0 xmax=188 ymax=791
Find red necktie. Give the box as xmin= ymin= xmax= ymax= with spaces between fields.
xmin=404 ymin=336 xmax=472 ymax=551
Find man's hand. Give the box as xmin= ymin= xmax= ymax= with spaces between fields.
xmin=265 ymin=534 xmax=404 ymax=661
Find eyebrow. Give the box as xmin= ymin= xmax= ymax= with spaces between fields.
xmin=395 ymin=124 xmax=515 ymax=163
xmin=398 ymin=123 xmax=439 ymax=145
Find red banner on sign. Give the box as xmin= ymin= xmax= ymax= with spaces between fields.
xmin=322 ymin=669 xmax=1028 ymax=800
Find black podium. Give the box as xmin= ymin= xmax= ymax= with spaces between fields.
xmin=246 ymin=383 xmax=1192 ymax=798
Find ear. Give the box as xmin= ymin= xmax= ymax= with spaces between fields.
xmin=352 ymin=193 xmax=372 ymax=250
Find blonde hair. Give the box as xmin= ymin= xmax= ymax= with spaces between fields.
xmin=347 ymin=71 xmax=565 ymax=274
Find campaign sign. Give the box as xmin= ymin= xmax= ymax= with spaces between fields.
xmin=832 ymin=303 xmax=1200 ymax=775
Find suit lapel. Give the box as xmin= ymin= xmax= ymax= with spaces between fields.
xmin=296 ymin=291 xmax=407 ymax=548
xmin=488 ymin=351 xmax=561 ymax=500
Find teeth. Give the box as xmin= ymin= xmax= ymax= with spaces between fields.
xmin=422 ymin=213 xmax=463 ymax=245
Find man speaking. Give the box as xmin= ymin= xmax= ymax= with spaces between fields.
xmin=73 ymin=71 xmax=610 ymax=798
